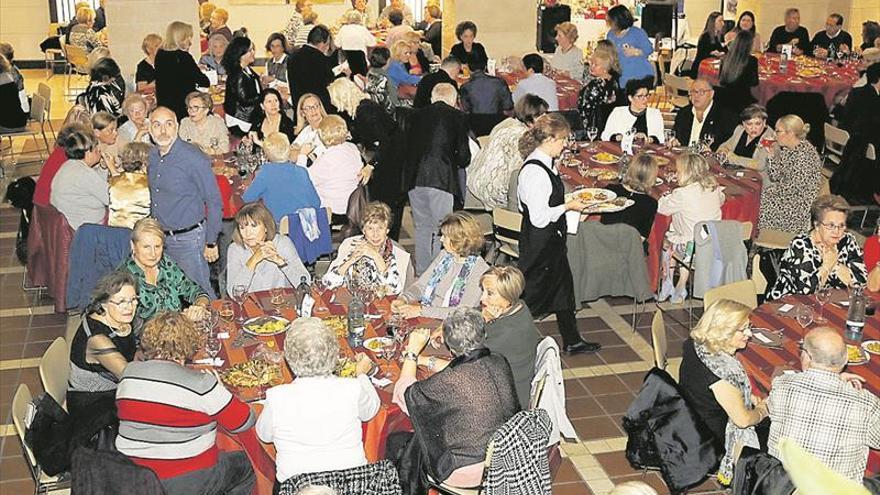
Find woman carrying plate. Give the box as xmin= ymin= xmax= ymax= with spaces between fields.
xmin=226 ymin=202 xmax=311 ymax=297
xmin=515 ymin=114 xmax=601 ymax=355
xmin=600 ymin=152 xmax=659 ymax=240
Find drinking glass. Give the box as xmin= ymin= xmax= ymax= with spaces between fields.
xmin=219 ymin=301 xmax=234 ymax=322
xmin=206 ymin=336 xmax=222 ymax=366
xmin=701 ymin=134 xmax=715 ymax=153
xmin=815 ymin=286 xmax=832 ymax=322
xmin=232 ymin=284 xmax=247 ymax=322
xmin=202 ymin=308 xmax=219 ymax=335
xmin=270 ymin=287 xmax=286 ymax=309
xmin=664 ymin=129 xmax=675 ymax=148
xmin=795 ymin=305 xmax=814 ymax=328
xmin=586 ymin=126 xmax=598 ymax=142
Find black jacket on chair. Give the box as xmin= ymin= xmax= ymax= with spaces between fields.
xmin=672 ymin=102 xmax=738 ymax=150
xmin=223 ymin=67 xmax=262 ymax=127
xmin=404 ymin=102 xmax=471 ymax=207
xmin=623 ymin=367 xmax=722 ymax=494
xmin=731 ymin=447 xmax=795 ymax=495
xmin=287 ymin=44 xmax=337 ymax=113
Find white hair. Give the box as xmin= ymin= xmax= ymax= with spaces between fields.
xmin=283 ymin=317 xmax=339 ymax=377
xmin=431 ymin=82 xmax=458 ymax=106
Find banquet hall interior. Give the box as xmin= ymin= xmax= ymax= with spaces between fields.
xmin=1 ymin=0 xmax=879 ymax=494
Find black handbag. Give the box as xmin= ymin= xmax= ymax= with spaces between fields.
xmin=24 ymin=393 xmax=73 ymax=476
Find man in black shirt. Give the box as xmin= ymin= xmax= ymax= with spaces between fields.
xmin=811 ymin=14 xmax=853 ymax=59
xmin=768 ymin=8 xmax=811 ymax=55
xmin=413 ymin=56 xmax=461 ymax=108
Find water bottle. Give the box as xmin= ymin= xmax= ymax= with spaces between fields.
xmin=844 ymin=284 xmax=867 ymax=343
xmin=347 ymin=293 xmax=366 ymax=348
xmin=296 ymin=276 xmax=313 ymax=317
xmin=779 ymin=52 xmax=789 ymax=73
xmin=827 ymin=44 xmax=836 ymax=64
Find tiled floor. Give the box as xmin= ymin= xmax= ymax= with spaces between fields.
xmin=0 ymin=69 xmax=728 ymax=495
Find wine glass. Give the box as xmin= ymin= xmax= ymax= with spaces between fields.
xmin=664 ymin=129 xmax=676 ymax=148
xmin=815 ymin=287 xmax=832 ymax=322
xmin=586 ymin=126 xmax=598 ymax=143
xmin=219 ymin=301 xmax=234 ymax=322
xmin=795 ymin=305 xmax=814 ymax=329
xmin=701 ymin=134 xmax=715 ymax=153
xmin=202 ymin=307 xmax=219 ymax=335
xmin=232 ymin=284 xmax=247 ymax=322
xmin=270 ymin=287 xmax=286 ymax=310
xmin=206 ymin=336 xmax=222 ymax=367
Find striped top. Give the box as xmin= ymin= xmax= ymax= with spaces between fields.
xmin=115 ymin=360 xmax=255 ymax=479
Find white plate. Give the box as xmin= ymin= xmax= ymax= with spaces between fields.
xmin=585 ymin=198 xmax=635 ymax=214
xmin=590 ymin=152 xmax=620 ymax=165
xmin=241 ymin=315 xmax=291 ymax=336
xmin=363 ymin=337 xmax=394 ymax=352
xmin=862 ymin=340 xmax=880 ymax=356
xmin=566 ymin=188 xmax=617 ymax=205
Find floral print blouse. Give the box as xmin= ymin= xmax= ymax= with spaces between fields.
xmin=122 ymin=255 xmax=208 ymax=321
xmin=577 ymin=75 xmax=620 ymax=131
xmin=768 ymin=233 xmax=868 ymax=300
xmin=758 ymin=140 xmax=822 ymax=235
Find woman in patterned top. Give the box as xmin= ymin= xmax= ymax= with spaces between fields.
xmin=77 ymin=58 xmax=126 ymax=119
xmin=577 ymin=40 xmax=621 ymax=135
xmin=768 ymin=195 xmax=868 ymax=300
xmin=757 ymin=115 xmax=823 ymax=235
xmin=323 ymin=202 xmax=413 ymax=295
xmin=122 ymin=218 xmax=211 ymax=322
xmin=364 ymin=47 xmax=401 ymax=113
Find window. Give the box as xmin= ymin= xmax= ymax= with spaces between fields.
xmin=50 ymin=0 xmax=100 ymax=24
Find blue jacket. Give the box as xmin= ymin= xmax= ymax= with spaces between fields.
xmin=606 ymin=27 xmax=655 ymax=86
xmin=242 ymin=161 xmax=322 ymax=222
xmin=387 ymin=60 xmax=422 ymax=86
xmin=66 ymin=223 xmax=132 ymax=311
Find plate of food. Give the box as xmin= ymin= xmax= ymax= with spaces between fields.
xmin=220 ymin=359 xmax=282 ymax=388
xmin=335 ymin=357 xmax=357 ymax=377
xmin=591 ymin=151 xmax=620 ymax=165
xmin=861 ymin=340 xmax=880 ymax=356
xmin=584 ymin=197 xmax=634 ymax=213
xmin=364 ymin=336 xmax=394 ymax=352
xmin=654 ymin=156 xmax=671 ymax=167
xmin=847 ymin=344 xmax=870 ymax=365
xmin=590 ymin=169 xmax=618 ymax=181
xmin=323 ymin=316 xmax=348 ymax=339
xmin=797 ymin=67 xmax=823 ymax=78
xmin=242 ymin=316 xmax=290 ymax=336
xmin=566 ymin=188 xmax=617 ymax=204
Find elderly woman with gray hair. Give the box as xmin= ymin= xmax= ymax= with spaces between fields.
xmin=256 ymin=317 xmax=378 ymax=485
xmin=392 ymin=308 xmax=519 ymax=490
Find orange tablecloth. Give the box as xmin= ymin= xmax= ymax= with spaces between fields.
xmin=744 ymin=290 xmax=880 ymax=475
xmin=202 ymin=288 xmax=440 ymax=494
xmin=564 ymin=141 xmax=762 ymax=292
xmin=698 ymin=53 xmax=859 ymax=108
xmin=497 ymin=70 xmax=582 ymax=111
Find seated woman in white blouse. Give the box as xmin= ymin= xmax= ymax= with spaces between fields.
xmin=256 ymin=317 xmax=378 ymax=485
xmin=291 ymin=93 xmax=329 ymax=166
xmin=601 ymin=78 xmax=665 ymax=145
xmin=323 ymin=202 xmax=413 ymax=295
xmin=225 ymin=202 xmax=310 ymax=296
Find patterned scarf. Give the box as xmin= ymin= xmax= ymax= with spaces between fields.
xmin=694 ymin=342 xmax=759 ymax=484
xmin=421 ymin=251 xmax=477 ymax=307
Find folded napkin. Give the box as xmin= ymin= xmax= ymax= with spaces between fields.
xmin=297 ymin=207 xmax=320 ymax=242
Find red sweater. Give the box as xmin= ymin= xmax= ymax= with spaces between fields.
xmin=865 ymin=236 xmax=879 ymax=272
xmin=33 ymin=147 xmax=67 ymax=207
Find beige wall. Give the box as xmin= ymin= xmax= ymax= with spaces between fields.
xmin=1 ymin=0 xmax=51 ymax=61
xmin=451 ymin=0 xmax=538 ymax=58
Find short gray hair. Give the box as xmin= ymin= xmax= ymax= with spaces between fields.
xmin=284 ymin=317 xmax=339 ymax=377
xmin=442 ymin=308 xmax=486 ymax=356
xmin=803 ymin=327 xmax=847 ymax=370
xmin=431 ymin=82 xmax=458 ymax=106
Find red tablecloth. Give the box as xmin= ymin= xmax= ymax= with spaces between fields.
xmin=202 ymin=288 xmax=440 ymax=494
xmin=698 ymin=53 xmax=860 ymax=108
xmin=565 ymin=141 xmax=762 ymax=292
xmin=744 ymin=290 xmax=880 ymax=475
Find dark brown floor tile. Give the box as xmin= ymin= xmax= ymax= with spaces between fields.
xmin=553 ymin=459 xmax=582 ymax=484
xmin=552 ymin=481 xmax=594 ymax=495
xmin=594 ymin=392 xmax=635 ymax=415
xmin=30 ymin=314 xmax=67 ymax=328
xmin=566 ymin=396 xmax=605 ymax=418
xmin=562 ymin=351 xmax=604 ymax=369
xmin=617 ymin=371 xmax=648 ymax=392
xmin=0 ymin=454 xmax=32 ymax=481
xmin=0 ymin=369 xmax=20 ymax=388
xmin=595 ymin=451 xmax=638 ymax=478
xmin=0 ymin=344 xmax=23 ymax=361
xmin=576 ymin=317 xmax=611 ymax=332
xmin=621 ymin=312 xmax=654 ymax=329
xmin=0 ymin=317 xmax=31 ymax=332
xmin=584 ymin=330 xmax=626 ymax=348
xmin=0 ymin=479 xmax=36 ymax=494
xmin=0 ymin=328 xmax=30 ymax=346
xmin=27 ymin=326 xmax=65 ymax=343
xmin=1 ymin=436 xmax=25 ymax=458
xmin=22 ymin=341 xmax=52 ymax=360
xmin=599 ymin=346 xmax=642 ymax=365
xmin=564 ymin=379 xmax=589 ymax=399
xmin=605 ymin=296 xmax=635 ymax=306
xmin=581 ymin=375 xmax=627 ymax=396
xmin=572 ymin=415 xmax=623 ymax=440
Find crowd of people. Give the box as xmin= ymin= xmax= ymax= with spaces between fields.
xmin=5 ymin=1 xmax=880 ymax=494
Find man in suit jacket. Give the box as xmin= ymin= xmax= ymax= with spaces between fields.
xmin=405 ymin=83 xmax=472 ymax=274
xmin=459 ymin=57 xmax=514 ymax=137
xmin=839 ymin=63 xmax=880 ymax=136
xmin=287 ymin=24 xmax=338 ymax=113
xmin=413 ymin=56 xmax=461 ymax=108
xmin=671 ymin=78 xmax=737 ymax=151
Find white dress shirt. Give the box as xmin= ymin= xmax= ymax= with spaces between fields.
xmin=601 ymin=106 xmax=666 ymax=143
xmin=256 ymin=374 xmax=380 ymax=482
xmin=292 ymin=125 xmax=328 ymax=166
xmin=517 ymin=149 xmax=566 ymax=228
xmin=336 ymin=23 xmax=378 ymax=54
xmin=688 ymin=101 xmax=713 ymax=146
xmin=512 ymin=73 xmax=559 ymax=111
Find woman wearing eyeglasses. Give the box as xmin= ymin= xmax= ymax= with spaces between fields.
xmin=601 ymin=78 xmax=665 ymax=144
xmin=768 ymin=195 xmax=868 ymax=300
xmin=68 ymin=270 xmax=140 ymax=448
xmin=757 ymin=115 xmax=822 ymax=236
xmin=178 ymin=91 xmax=229 ymax=155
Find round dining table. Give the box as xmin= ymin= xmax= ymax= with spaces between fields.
xmin=743 ymin=289 xmax=880 ymax=476
xmin=197 ymin=287 xmax=442 ymax=494
xmin=565 ymin=141 xmax=763 ymax=293
xmin=698 ymin=52 xmax=860 ymax=108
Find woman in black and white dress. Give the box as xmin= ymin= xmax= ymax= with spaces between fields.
xmin=516 ymin=114 xmax=601 ymax=355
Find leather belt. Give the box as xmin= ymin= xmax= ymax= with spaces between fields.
xmin=163 ymin=220 xmax=204 ymax=236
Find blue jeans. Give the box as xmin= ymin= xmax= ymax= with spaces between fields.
xmin=163 ymin=223 xmax=216 ymax=299
xmin=408 ymin=187 xmax=453 ymax=276
xmin=160 ymin=451 xmax=255 ymax=495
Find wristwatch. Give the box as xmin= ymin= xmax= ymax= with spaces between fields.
xmin=206 ymin=243 xmax=217 ymax=249
xmin=402 ymin=351 xmax=418 ymax=362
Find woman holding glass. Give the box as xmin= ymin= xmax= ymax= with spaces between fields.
xmin=323 ymin=202 xmax=412 ymax=296
xmin=225 ymin=202 xmax=310 ymax=297
xmin=768 ymin=195 xmax=868 ymax=300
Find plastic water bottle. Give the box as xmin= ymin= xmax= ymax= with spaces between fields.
xmin=296 ymin=276 xmax=313 ymax=317
xmin=779 ymin=52 xmax=789 ymax=73
xmin=844 ymin=284 xmax=866 ymax=343
xmin=347 ymin=294 xmax=366 ymax=348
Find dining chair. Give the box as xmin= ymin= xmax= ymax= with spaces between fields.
xmin=662 ymin=73 xmax=692 ymax=109
xmin=39 ymin=337 xmax=70 ymax=411
xmin=703 ymin=279 xmax=758 ymax=311
xmin=37 ymin=83 xmax=56 ymax=135
xmin=651 ymin=309 xmax=668 ymax=371
xmin=62 ymin=44 xmax=90 ymax=96
xmin=279 ymin=215 xmax=290 ymax=235
xmin=11 ymin=384 xmax=72 ymax=495
xmin=1 ymin=93 xmax=52 ymax=164
xmin=822 ymin=123 xmax=849 ymax=176
xmin=751 ymin=253 xmax=768 ymax=296
xmin=491 ymin=208 xmax=521 ymax=263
